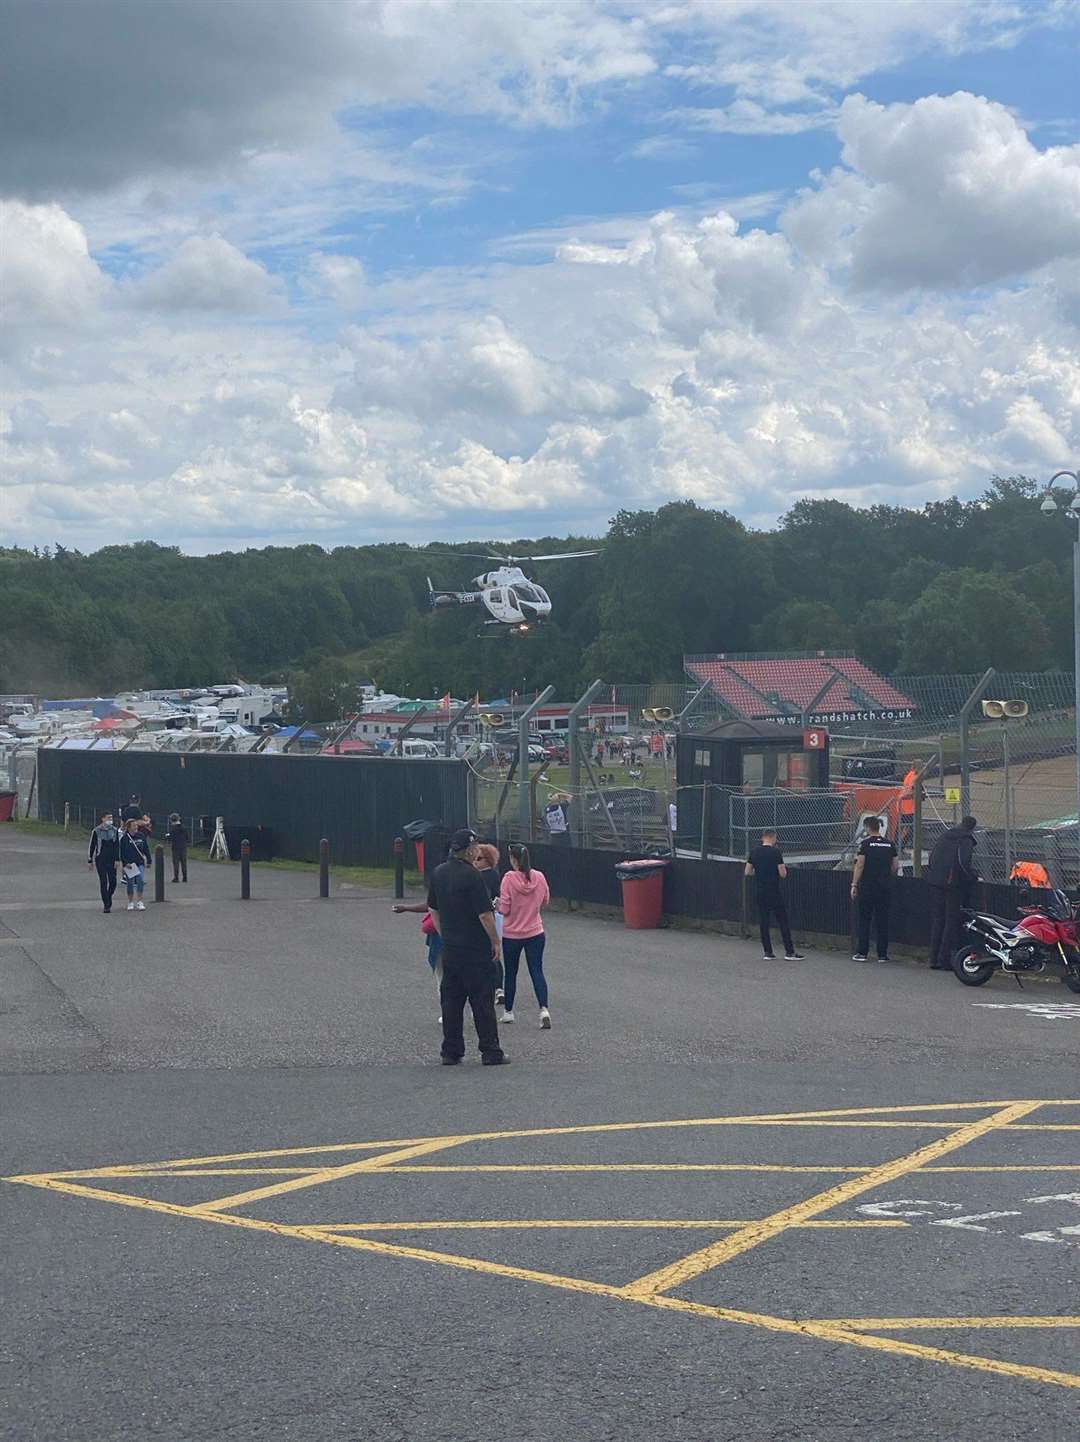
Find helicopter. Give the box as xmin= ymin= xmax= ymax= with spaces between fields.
xmin=427 ymin=549 xmax=600 ymax=632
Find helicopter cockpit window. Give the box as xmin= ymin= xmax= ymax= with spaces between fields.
xmin=512 ymin=584 xmax=543 ymax=604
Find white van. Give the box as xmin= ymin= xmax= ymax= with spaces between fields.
xmin=399 ymin=738 xmax=442 ymax=759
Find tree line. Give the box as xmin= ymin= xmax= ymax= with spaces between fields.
xmin=0 ymin=477 xmax=1071 ymax=711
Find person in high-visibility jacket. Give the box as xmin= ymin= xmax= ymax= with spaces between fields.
xmin=899 ymin=765 xmax=920 ymax=847
xmin=1010 ymin=860 xmax=1051 ymax=890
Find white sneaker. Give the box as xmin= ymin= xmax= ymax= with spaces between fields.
xmin=502 ymin=1009 xmax=515 ymax=1023
xmin=539 ymin=1007 xmax=551 ymax=1029
xmin=127 ymin=902 xmax=135 ymax=911
xmin=495 ymin=988 xmax=504 ymax=1005
xmin=136 ymin=901 xmax=146 ymax=911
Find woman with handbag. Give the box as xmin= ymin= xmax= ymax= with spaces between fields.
xmin=119 ymin=818 xmax=152 ymax=911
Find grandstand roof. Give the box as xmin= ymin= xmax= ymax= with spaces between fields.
xmin=684 ymin=652 xmax=914 ymax=720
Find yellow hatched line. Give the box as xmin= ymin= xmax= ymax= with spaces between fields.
xmin=622 ymin=1100 xmax=1043 ymax=1301
xmin=19 ymin=1100 xmax=1058 ymax=1182
xmin=309 ymin=1218 xmax=909 ymax=1232
xmin=370 ymin=1163 xmax=865 ymax=1175
xmin=190 ymin=1136 xmax=471 ymax=1214
xmin=818 ymin=1316 xmax=1080 ymax=1332
xmin=7 ymin=1174 xmax=1079 ymax=1394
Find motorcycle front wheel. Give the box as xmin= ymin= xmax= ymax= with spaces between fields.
xmin=1063 ymin=972 xmax=1080 ymax=995
xmin=952 ymin=944 xmax=995 ymax=986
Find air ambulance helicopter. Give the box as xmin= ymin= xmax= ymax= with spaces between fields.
xmin=427 ymin=548 xmax=600 ymax=633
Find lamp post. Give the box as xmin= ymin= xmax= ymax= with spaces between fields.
xmin=1038 ymin=470 xmax=1080 ymax=881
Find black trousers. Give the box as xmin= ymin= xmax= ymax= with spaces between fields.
xmin=171 ymin=845 xmax=188 ymax=881
xmin=439 ymin=948 xmax=504 ymax=1061
xmin=856 ymin=884 xmax=891 ymax=958
xmin=928 ymin=885 xmax=963 ymax=967
xmin=95 ymin=860 xmax=117 ymax=909
xmin=756 ymin=889 xmax=793 ymax=956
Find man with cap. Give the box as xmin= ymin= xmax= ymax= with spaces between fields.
xmin=426 ymin=828 xmax=508 ymax=1066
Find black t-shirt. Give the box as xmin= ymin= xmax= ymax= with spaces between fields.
xmin=748 ymin=843 xmax=784 ymax=890
xmin=427 ymin=857 xmax=494 ymax=953
xmin=477 ymin=866 xmax=500 ymax=904
xmin=857 ymin=834 xmax=897 ymax=885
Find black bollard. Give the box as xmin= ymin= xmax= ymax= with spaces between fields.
xmin=154 ymin=845 xmax=165 ymax=903
xmin=241 ymin=839 xmax=251 ymax=899
xmin=319 ymin=837 xmax=330 ymax=899
xmin=393 ymin=836 xmax=405 ymax=899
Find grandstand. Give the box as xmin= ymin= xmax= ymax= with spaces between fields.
xmin=684 ymin=651 xmax=915 ymax=727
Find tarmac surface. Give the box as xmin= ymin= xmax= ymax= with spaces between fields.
xmin=2 ymin=828 xmax=1078 ymax=1441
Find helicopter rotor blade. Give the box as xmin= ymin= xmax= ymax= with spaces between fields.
xmin=505 ymin=549 xmax=602 ymax=562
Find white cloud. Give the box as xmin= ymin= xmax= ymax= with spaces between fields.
xmin=0 ymin=200 xmax=106 ymax=331
xmin=303 ymin=253 xmax=368 ymax=309
xmin=5 ymin=200 xmax=1078 ymax=552
xmin=783 ymin=92 xmax=1080 ymax=290
xmin=126 ymin=235 xmax=285 ymax=313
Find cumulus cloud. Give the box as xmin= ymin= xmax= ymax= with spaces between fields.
xmin=783 ymin=92 xmax=1080 ymax=290
xmin=5 ymin=198 xmax=1078 ymax=552
xmin=126 ymin=236 xmax=285 ymax=313
xmin=302 ymin=253 xmax=368 ymax=309
xmin=0 ymin=200 xmax=106 ymax=331
xmin=0 ymin=0 xmax=655 ymax=197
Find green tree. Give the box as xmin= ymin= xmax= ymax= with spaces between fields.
xmin=898 ymin=570 xmax=1051 ymax=674
xmin=285 ymin=659 xmax=358 ymax=724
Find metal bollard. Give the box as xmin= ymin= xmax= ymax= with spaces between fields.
xmin=154 ymin=845 xmax=165 ymax=903
xmin=240 ymin=839 xmax=251 ymax=899
xmin=393 ymin=836 xmax=405 ymax=899
xmin=319 ymin=837 xmax=330 ymax=899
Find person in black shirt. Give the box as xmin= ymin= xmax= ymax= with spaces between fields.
xmin=87 ymin=809 xmax=121 ymax=913
xmin=926 ymin=816 xmax=979 ymax=970
xmin=427 ymin=828 xmax=507 ymax=1065
xmin=166 ymin=813 xmax=189 ymax=883
xmin=850 ymin=817 xmax=899 ymax=962
xmin=744 ymin=831 xmax=803 ymax=961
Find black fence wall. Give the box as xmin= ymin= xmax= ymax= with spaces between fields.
xmin=522 ymin=840 xmax=1028 ymax=952
xmin=38 ymin=749 xmax=468 ymax=867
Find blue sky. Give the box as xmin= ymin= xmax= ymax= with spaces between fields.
xmin=3 ymin=0 xmax=1080 ymax=553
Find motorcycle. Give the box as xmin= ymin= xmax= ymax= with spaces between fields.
xmin=952 ymin=887 xmax=1080 ymax=992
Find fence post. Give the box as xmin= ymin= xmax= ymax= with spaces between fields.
xmin=699 ymin=784 xmax=712 ymax=861
xmin=393 ymin=836 xmax=405 ymax=899
xmin=319 ymin=837 xmax=330 ymax=898
xmin=959 ymin=668 xmax=995 ymax=817
xmin=153 ymin=845 xmax=165 ymax=902
xmin=240 ymin=839 xmax=251 ymax=899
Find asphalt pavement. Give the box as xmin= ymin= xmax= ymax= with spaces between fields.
xmin=2 ymin=828 xmax=1078 ymax=1441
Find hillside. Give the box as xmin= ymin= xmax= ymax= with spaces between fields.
xmin=0 ymin=478 xmax=1072 ymax=703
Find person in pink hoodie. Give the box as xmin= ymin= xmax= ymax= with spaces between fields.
xmin=496 ymin=843 xmax=551 ymax=1028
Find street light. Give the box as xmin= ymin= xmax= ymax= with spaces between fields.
xmin=1037 ymin=469 xmax=1080 ymax=884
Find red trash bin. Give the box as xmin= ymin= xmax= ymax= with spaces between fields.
xmin=414 ymin=839 xmax=425 ymax=875
xmin=0 ymin=792 xmax=16 ymax=823
xmin=615 ymin=858 xmax=669 ymax=929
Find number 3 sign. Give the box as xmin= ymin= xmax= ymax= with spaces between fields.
xmin=802 ymin=727 xmax=827 ymax=750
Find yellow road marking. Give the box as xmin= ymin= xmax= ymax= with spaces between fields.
xmin=31 ymin=1160 xmax=1080 ymax=1184
xmin=1003 ymin=1124 xmax=1080 ymax=1131
xmin=9 ymin=1174 xmax=1079 ymax=1393
xmin=190 ymin=1136 xmax=471 ymax=1214
xmin=817 ymin=1316 xmax=1080 ymax=1331
xmin=622 ymin=1100 xmax=1043 ymax=1300
xmin=21 ymin=1100 xmax=1065 ymax=1181
xmin=373 ymin=1163 xmax=866 ymax=1174
xmin=921 ymin=1165 xmax=1080 ymax=1172
xmin=309 ymin=1218 xmax=909 ymax=1231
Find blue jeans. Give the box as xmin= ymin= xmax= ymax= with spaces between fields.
xmin=426 ymin=931 xmax=442 ymax=973
xmin=501 ymin=932 xmax=548 ymax=1010
xmin=124 ymin=865 xmax=145 ymax=897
